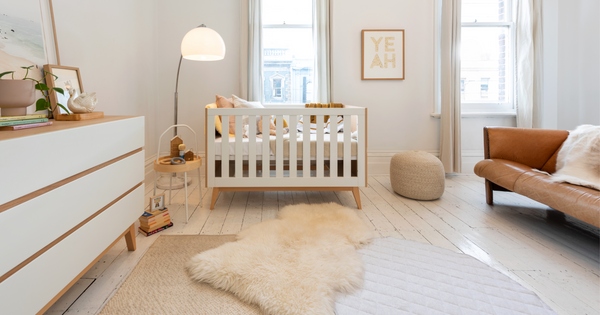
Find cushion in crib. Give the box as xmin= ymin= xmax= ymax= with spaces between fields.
xmin=216 ymin=95 xmax=235 ymax=136
xmin=205 ymin=103 xmax=232 ymax=137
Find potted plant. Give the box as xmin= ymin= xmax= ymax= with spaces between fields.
xmin=0 ymin=66 xmax=70 ymax=117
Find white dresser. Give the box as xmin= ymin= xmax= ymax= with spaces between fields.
xmin=0 ymin=116 xmax=145 ymax=314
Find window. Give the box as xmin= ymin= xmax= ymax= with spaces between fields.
xmin=271 ymin=76 xmax=283 ymax=98
xmin=262 ymin=0 xmax=314 ymax=104
xmin=480 ymin=77 xmax=489 ymax=98
xmin=461 ymin=0 xmax=514 ymax=112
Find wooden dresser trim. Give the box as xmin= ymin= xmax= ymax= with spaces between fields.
xmin=0 ymin=181 xmax=143 ymax=285
xmin=0 ymin=148 xmax=143 ymax=214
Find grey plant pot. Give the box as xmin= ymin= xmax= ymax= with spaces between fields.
xmin=0 ymin=80 xmax=36 ymax=117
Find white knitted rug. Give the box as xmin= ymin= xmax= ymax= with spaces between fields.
xmin=336 ymin=237 xmax=557 ymax=315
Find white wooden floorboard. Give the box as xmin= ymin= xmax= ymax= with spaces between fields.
xmin=47 ymin=175 xmax=599 ymax=315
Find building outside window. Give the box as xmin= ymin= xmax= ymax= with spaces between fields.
xmin=461 ymin=0 xmax=514 ymax=112
xmin=262 ymin=0 xmax=314 ymax=104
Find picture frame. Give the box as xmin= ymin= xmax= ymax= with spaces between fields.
xmin=149 ymin=193 xmax=166 ymax=212
xmin=43 ymin=65 xmax=84 ymax=115
xmin=361 ymin=29 xmax=405 ymax=80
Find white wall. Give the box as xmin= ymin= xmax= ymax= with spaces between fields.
xmin=331 ymin=0 xmax=440 ymax=173
xmin=153 ymin=0 xmax=241 ymax=158
xmin=52 ymin=0 xmax=158 ymax=157
xmin=543 ymin=0 xmax=600 ymax=130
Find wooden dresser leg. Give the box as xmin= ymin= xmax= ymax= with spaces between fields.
xmin=124 ymin=223 xmax=136 ymax=251
xmin=352 ymin=187 xmax=362 ymax=210
xmin=485 ymin=179 xmax=494 ymax=205
xmin=210 ymin=188 xmax=220 ymax=210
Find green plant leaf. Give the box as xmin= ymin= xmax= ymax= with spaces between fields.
xmin=44 ymin=71 xmax=58 ymax=80
xmin=35 ymin=98 xmax=48 ymax=111
xmin=58 ymin=103 xmax=71 ymax=115
xmin=35 ymin=83 xmax=50 ymax=91
xmin=21 ymin=66 xmax=34 ymax=70
xmin=0 ymin=71 xmax=15 ymax=79
xmin=52 ymin=87 xmax=65 ymax=95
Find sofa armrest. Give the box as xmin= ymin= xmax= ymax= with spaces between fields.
xmin=483 ymin=127 xmax=569 ymax=173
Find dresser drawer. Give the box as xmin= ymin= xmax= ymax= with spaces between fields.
xmin=0 ymin=116 xmax=144 ymax=205
xmin=0 ymin=150 xmax=144 ymax=277
xmin=0 ymin=184 xmax=144 ymax=315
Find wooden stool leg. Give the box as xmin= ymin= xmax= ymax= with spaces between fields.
xmin=485 ymin=179 xmax=494 ymax=205
xmin=210 ymin=188 xmax=220 ymax=210
xmin=352 ymin=187 xmax=362 ymax=210
xmin=124 ymin=223 xmax=136 ymax=251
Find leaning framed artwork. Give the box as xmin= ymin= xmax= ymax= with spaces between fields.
xmin=361 ymin=29 xmax=405 ymax=80
xmin=43 ymin=65 xmax=84 ymax=114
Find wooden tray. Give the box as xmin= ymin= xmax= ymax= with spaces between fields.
xmin=55 ymin=111 xmax=104 ymax=121
xmin=153 ymin=155 xmax=202 ymax=173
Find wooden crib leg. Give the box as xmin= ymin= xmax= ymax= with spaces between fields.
xmin=210 ymin=188 xmax=220 ymax=210
xmin=352 ymin=187 xmax=362 ymax=210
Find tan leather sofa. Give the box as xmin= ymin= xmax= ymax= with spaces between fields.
xmin=474 ymin=127 xmax=600 ymax=228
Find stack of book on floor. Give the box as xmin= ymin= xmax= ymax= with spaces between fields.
xmin=138 ymin=207 xmax=173 ymax=236
xmin=0 ymin=114 xmax=52 ymax=131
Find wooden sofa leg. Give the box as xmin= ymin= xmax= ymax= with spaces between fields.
xmin=352 ymin=187 xmax=362 ymax=210
xmin=485 ymin=180 xmax=494 ymax=205
xmin=210 ymin=188 xmax=220 ymax=210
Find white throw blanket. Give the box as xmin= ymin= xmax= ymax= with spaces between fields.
xmin=552 ymin=124 xmax=600 ymax=190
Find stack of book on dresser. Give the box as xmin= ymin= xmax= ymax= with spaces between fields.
xmin=138 ymin=207 xmax=173 ymax=236
xmin=0 ymin=114 xmax=52 ymax=131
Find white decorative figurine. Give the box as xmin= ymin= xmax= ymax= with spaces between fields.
xmin=67 ymin=88 xmax=98 ymax=113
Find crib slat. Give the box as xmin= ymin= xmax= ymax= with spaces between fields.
xmin=289 ymin=115 xmax=297 ymax=178
xmin=358 ymin=112 xmax=366 ymax=186
xmin=207 ymin=111 xmax=215 ymax=186
xmin=263 ymin=115 xmax=270 ymax=178
xmin=276 ymin=115 xmax=284 ymax=178
xmin=330 ymin=115 xmax=337 ymax=178
xmin=221 ymin=115 xmax=229 ymax=178
xmin=235 ymin=115 xmax=243 ymax=178
xmin=316 ymin=116 xmax=324 ymax=178
xmin=344 ymin=115 xmax=351 ymax=178
xmin=249 ymin=115 xmax=256 ymax=178
xmin=303 ymin=115 xmax=310 ymax=178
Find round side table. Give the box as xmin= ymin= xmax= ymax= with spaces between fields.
xmin=154 ymin=156 xmax=202 ymax=223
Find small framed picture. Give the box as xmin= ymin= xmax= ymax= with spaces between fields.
xmin=149 ymin=193 xmax=165 ymax=211
xmin=361 ymin=29 xmax=405 ymax=80
xmin=43 ymin=65 xmax=84 ymax=114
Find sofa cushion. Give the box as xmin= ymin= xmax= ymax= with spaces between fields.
xmin=514 ymin=170 xmax=600 ymax=227
xmin=475 ymin=159 xmax=600 ymax=227
xmin=474 ymin=159 xmax=535 ymax=191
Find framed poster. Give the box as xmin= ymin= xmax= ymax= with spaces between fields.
xmin=43 ymin=65 xmax=83 ymax=114
xmin=361 ymin=29 xmax=405 ymax=80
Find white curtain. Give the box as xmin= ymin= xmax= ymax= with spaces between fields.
xmin=515 ymin=0 xmax=543 ymax=128
xmin=439 ymin=0 xmax=462 ymax=173
xmin=313 ymin=0 xmax=331 ymax=103
xmin=240 ymin=0 xmax=263 ymax=102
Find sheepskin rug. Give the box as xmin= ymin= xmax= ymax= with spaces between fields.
xmin=186 ymin=202 xmax=374 ymax=315
xmin=553 ymin=124 xmax=600 ymax=190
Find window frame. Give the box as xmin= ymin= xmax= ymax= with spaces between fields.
xmin=262 ymin=18 xmax=313 ymax=105
xmin=461 ymin=0 xmax=516 ymax=113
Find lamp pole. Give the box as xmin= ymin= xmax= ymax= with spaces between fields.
xmin=173 ymin=24 xmax=206 ymax=137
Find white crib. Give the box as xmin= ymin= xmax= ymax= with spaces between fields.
xmin=205 ymin=105 xmax=367 ymax=209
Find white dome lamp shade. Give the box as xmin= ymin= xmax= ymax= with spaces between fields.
xmin=181 ymin=25 xmax=226 ymax=61
xmin=160 ymin=24 xmax=226 ymax=191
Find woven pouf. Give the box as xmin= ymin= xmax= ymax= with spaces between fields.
xmin=390 ymin=151 xmax=445 ymax=200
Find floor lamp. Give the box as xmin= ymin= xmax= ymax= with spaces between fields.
xmin=156 ymin=24 xmax=226 ymax=190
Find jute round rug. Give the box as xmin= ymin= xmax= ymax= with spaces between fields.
xmin=99 ymin=235 xmax=260 ymax=315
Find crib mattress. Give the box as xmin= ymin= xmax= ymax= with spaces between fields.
xmin=212 ymin=134 xmax=358 ymax=160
